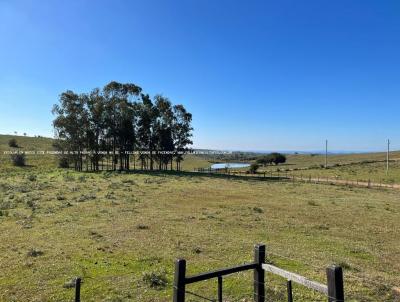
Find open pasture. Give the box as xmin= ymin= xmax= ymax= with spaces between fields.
xmin=0 ymin=166 xmax=399 ymax=301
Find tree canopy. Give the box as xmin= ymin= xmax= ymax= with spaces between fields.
xmin=256 ymin=153 xmax=287 ymax=166
xmin=52 ymin=81 xmax=193 ymax=171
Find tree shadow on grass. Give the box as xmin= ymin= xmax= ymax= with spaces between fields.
xmin=124 ymin=169 xmax=287 ymax=182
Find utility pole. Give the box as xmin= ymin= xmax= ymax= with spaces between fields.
xmin=325 ymin=139 xmax=328 ymax=168
xmin=386 ymin=139 xmax=390 ymax=175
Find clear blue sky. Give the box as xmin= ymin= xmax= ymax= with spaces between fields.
xmin=1 ymin=0 xmax=399 ymax=152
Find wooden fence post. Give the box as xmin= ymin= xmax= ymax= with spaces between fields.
xmin=173 ymin=259 xmax=186 ymax=302
xmin=287 ymin=280 xmax=293 ymax=302
xmin=254 ymin=244 xmax=265 ymax=302
xmin=218 ymin=276 xmax=223 ymax=302
xmin=75 ymin=277 xmax=81 ymax=302
xmin=326 ymin=265 xmax=344 ymax=302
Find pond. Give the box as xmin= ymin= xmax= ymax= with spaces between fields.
xmin=211 ymin=162 xmax=250 ymax=169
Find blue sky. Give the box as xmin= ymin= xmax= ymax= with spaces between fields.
xmin=1 ymin=0 xmax=399 ymax=151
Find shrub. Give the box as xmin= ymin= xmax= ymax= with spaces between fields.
xmin=256 ymin=157 xmax=271 ymax=166
xmin=192 ymin=247 xmax=202 ymax=254
xmin=8 ymin=139 xmax=18 ymax=148
xmin=58 ymin=157 xmax=69 ymax=168
xmin=63 ymin=174 xmax=75 ymax=182
xmin=257 ymin=153 xmax=287 ymax=166
xmin=142 ymin=270 xmax=168 ymax=289
xmin=0 ymin=210 xmax=9 ymax=217
xmin=27 ymin=249 xmax=44 ymax=257
xmin=77 ymin=193 xmax=96 ymax=202
xmin=11 ymin=154 xmax=25 ymax=166
xmin=253 ymin=206 xmax=264 ymax=213
xmin=26 ymin=199 xmax=36 ymax=209
xmin=269 ymin=152 xmax=287 ymax=165
xmin=248 ymin=163 xmax=260 ymax=174
xmin=78 ymin=175 xmax=87 ymax=182
xmin=27 ymin=174 xmax=37 ymax=182
xmin=56 ymin=193 xmax=66 ymax=201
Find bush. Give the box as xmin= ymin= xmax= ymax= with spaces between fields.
xmin=269 ymin=152 xmax=286 ymax=165
xmin=253 ymin=206 xmax=264 ymax=213
xmin=11 ymin=153 xmax=25 ymax=166
xmin=142 ymin=270 xmax=168 ymax=289
xmin=256 ymin=153 xmax=287 ymax=166
xmin=77 ymin=193 xmax=96 ymax=202
xmin=256 ymin=157 xmax=271 ymax=166
xmin=58 ymin=157 xmax=69 ymax=168
xmin=27 ymin=174 xmax=37 ymax=182
xmin=56 ymin=193 xmax=66 ymax=201
xmin=248 ymin=163 xmax=260 ymax=174
xmin=8 ymin=139 xmax=18 ymax=148
xmin=27 ymin=249 xmax=44 ymax=257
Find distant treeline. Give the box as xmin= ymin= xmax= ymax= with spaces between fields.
xmin=198 ymin=151 xmax=261 ymax=162
xmin=52 ymin=81 xmax=192 ymax=171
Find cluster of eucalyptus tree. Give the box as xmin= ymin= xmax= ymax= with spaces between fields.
xmin=52 ymin=81 xmax=193 ymax=172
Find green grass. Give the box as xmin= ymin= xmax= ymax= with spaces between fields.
xmin=240 ymin=152 xmax=400 ymax=184
xmin=0 ymin=134 xmax=57 ymax=170
xmin=0 ymin=134 xmax=211 ymax=173
xmin=287 ymin=160 xmax=400 ymax=184
xmin=280 ymin=152 xmax=400 ymax=169
xmin=1 ymin=135 xmax=400 ymax=301
xmin=252 ymin=154 xmax=400 ymax=184
xmin=0 ymin=135 xmax=54 ymax=152
xmin=0 ymin=167 xmax=399 ymax=301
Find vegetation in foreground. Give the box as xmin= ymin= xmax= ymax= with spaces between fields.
xmin=0 ymin=165 xmax=399 ymax=301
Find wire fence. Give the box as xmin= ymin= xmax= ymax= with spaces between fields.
xmin=194 ymin=168 xmax=400 ymax=190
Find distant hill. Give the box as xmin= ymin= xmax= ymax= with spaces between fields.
xmin=0 ymin=134 xmax=54 ymax=152
xmin=0 ymin=135 xmax=56 ymax=169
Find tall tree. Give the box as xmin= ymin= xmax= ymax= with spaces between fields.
xmin=136 ymin=94 xmax=158 ymax=170
xmin=52 ymin=91 xmax=89 ymax=171
xmin=52 ymin=82 xmax=193 ymax=172
xmin=172 ymin=104 xmax=193 ymax=171
xmin=86 ymin=88 xmax=106 ymax=171
xmin=103 ymin=81 xmax=142 ymax=170
xmin=154 ymin=95 xmax=174 ymax=170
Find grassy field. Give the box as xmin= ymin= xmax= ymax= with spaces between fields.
xmin=0 ymin=135 xmax=57 ymax=171
xmin=1 ymin=167 xmax=400 ymax=301
xmin=1 ymin=135 xmax=400 ymax=301
xmin=221 ymin=152 xmax=400 ymax=184
xmin=196 ymin=151 xmax=400 ymax=171
xmin=277 ymin=152 xmax=400 ymax=170
xmin=0 ymin=135 xmax=211 ymax=173
xmin=286 ymin=160 xmax=400 ymax=185
xmin=252 ymin=153 xmax=400 ymax=184
xmin=2 ymin=134 xmax=400 ymax=183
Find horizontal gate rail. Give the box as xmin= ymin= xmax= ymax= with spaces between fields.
xmin=185 ymin=263 xmax=258 ymax=284
xmin=262 ymin=263 xmax=328 ymax=294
